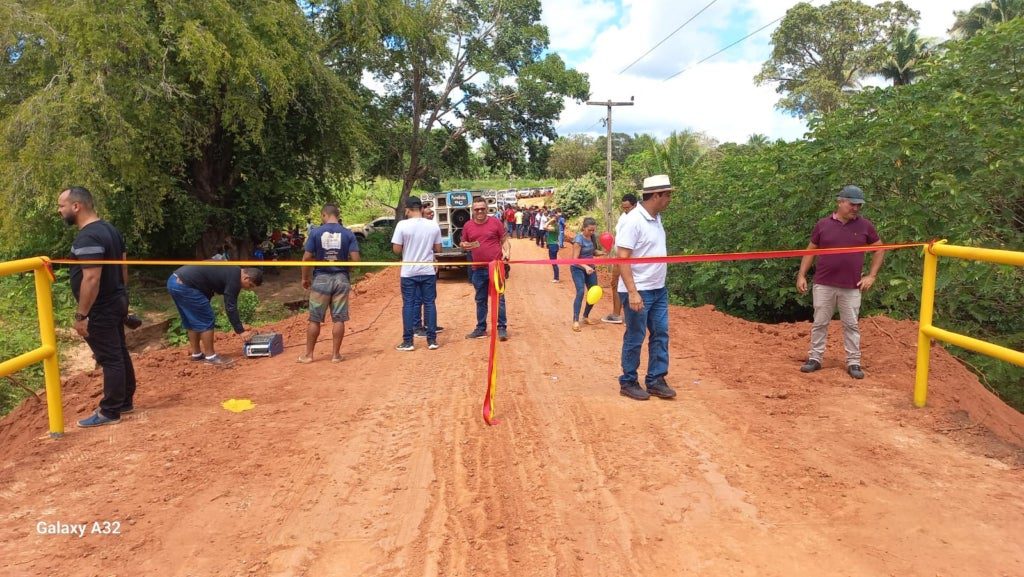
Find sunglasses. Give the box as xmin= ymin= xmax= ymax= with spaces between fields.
xmin=472 ymin=208 xmax=488 ymax=212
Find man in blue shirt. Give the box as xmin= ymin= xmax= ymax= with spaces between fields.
xmin=298 ymin=203 xmax=360 ymax=363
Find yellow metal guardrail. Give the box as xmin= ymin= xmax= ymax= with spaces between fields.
xmin=0 ymin=257 xmax=63 ymax=437
xmin=915 ymin=241 xmax=1024 ymax=407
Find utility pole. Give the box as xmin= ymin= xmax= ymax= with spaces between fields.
xmin=587 ymin=98 xmax=633 ymax=232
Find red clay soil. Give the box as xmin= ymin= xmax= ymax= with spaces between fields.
xmin=2 ymin=238 xmax=1023 ymax=577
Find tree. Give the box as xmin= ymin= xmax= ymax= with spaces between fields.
xmin=950 ymin=0 xmax=1024 ymax=39
xmin=879 ymin=28 xmax=933 ymax=86
xmin=746 ymin=134 xmax=770 ymax=147
xmin=314 ymin=0 xmax=589 ymax=219
xmin=547 ymin=134 xmax=596 ymax=179
xmin=0 ymin=0 xmax=365 ymax=258
xmin=755 ymin=0 xmax=919 ymax=118
xmin=653 ymin=131 xmax=715 ymax=183
xmin=593 ymin=132 xmax=634 ymax=164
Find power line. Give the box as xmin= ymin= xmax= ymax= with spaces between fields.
xmin=662 ymin=14 xmax=784 ymax=82
xmin=619 ymin=0 xmax=721 ymax=75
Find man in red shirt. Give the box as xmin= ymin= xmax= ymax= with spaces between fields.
xmin=461 ymin=197 xmax=510 ymax=341
xmin=503 ymin=205 xmax=516 ymax=237
xmin=796 ymin=185 xmax=884 ymax=379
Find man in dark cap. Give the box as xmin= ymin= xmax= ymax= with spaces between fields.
xmin=796 ymin=185 xmax=885 ymax=379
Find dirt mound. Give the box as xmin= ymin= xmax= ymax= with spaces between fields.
xmin=2 ymin=239 xmax=1022 ymax=577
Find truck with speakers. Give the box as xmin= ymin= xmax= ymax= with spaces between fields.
xmin=420 ymin=190 xmax=498 ymax=274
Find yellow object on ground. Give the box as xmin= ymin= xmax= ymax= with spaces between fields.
xmin=221 ymin=399 xmax=256 ymax=413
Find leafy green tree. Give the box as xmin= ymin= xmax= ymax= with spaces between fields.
xmin=547 ymin=134 xmax=597 ymax=179
xmin=879 ymin=28 xmax=934 ymax=86
xmin=950 ymin=0 xmax=1024 ymax=39
xmin=667 ymin=20 xmax=1024 ymax=409
xmin=0 ymin=0 xmax=365 ymax=258
xmin=593 ymin=132 xmax=635 ymax=165
xmin=755 ymin=0 xmax=919 ymax=117
xmin=313 ymin=0 xmax=589 ymax=219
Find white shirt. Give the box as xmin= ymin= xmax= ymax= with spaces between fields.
xmin=613 ymin=212 xmax=627 ymax=250
xmin=616 ymin=203 xmax=667 ymax=291
xmin=391 ymin=217 xmax=442 ymax=278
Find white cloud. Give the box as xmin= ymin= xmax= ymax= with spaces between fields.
xmin=544 ymin=0 xmax=980 ymax=144
xmin=541 ymin=0 xmax=619 ymax=53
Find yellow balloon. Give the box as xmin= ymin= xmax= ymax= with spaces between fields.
xmin=586 ymin=285 xmax=603 ymax=305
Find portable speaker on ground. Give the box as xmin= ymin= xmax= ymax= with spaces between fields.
xmin=243 ymin=333 xmax=284 ymax=358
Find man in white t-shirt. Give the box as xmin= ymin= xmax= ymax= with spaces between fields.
xmin=391 ymin=197 xmax=443 ymax=351
xmin=601 ymin=193 xmax=638 ymax=324
xmin=616 ymin=175 xmax=675 ymax=401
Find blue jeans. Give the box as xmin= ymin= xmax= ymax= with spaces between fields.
xmin=547 ymin=243 xmax=560 ymax=280
xmin=400 ymin=275 xmax=437 ymax=342
xmin=571 ymin=266 xmax=598 ymax=321
xmin=470 ymin=268 xmax=506 ymax=331
xmin=619 ymin=287 xmax=669 ymax=387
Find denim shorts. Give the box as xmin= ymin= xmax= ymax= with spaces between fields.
xmin=167 ymin=274 xmax=216 ymax=331
xmin=309 ymin=273 xmax=350 ymax=323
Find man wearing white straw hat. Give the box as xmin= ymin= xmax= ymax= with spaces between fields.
xmin=616 ymin=174 xmax=676 ymax=401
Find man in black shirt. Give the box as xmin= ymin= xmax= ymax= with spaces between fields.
xmin=167 ymin=264 xmax=262 ymax=365
xmin=58 ymin=186 xmax=138 ymax=428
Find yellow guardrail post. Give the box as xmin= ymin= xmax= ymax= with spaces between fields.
xmin=34 ymin=258 xmax=63 ymax=437
xmin=914 ymin=242 xmax=942 ymax=408
xmin=914 ymin=240 xmax=1024 ymax=408
xmin=0 ymin=256 xmax=63 ymax=437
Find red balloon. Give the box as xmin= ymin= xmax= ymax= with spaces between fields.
xmin=599 ymin=232 xmax=614 ymax=252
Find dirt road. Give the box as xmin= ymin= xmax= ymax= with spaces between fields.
xmin=2 ymin=238 xmax=1023 ymax=576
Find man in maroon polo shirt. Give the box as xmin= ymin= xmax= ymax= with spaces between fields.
xmin=796 ymin=185 xmax=884 ymax=379
xmin=461 ymin=197 xmax=511 ymax=341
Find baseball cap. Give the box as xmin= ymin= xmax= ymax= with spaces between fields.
xmin=838 ymin=185 xmax=865 ymax=204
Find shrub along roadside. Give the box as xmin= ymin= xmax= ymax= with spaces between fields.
xmin=661 ymin=21 xmax=1024 ymax=412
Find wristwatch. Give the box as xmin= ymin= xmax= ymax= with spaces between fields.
xmin=74 ymin=312 xmax=88 ymax=321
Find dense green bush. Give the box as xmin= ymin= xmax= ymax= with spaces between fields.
xmin=662 ymin=21 xmax=1024 ymax=410
xmin=554 ymin=174 xmax=602 ymax=218
xmin=0 ymin=269 xmax=77 ymax=414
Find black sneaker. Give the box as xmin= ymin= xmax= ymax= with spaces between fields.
xmin=428 ymin=341 xmax=440 ymax=350
xmin=620 ymin=383 xmax=650 ymax=401
xmin=799 ymin=359 xmax=822 ymax=373
xmin=435 ymin=325 xmax=445 ymax=333
xmin=497 ymin=328 xmax=509 ymax=341
xmin=395 ymin=341 xmax=415 ymax=352
xmin=466 ymin=329 xmax=488 ymax=339
xmin=646 ymin=378 xmax=677 ymax=399
xmin=847 ymin=364 xmax=865 ymax=379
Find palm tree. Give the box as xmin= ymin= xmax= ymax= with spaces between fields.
xmin=651 ymin=131 xmax=710 ymax=181
xmin=879 ymin=28 xmax=933 ymax=86
xmin=746 ymin=134 xmax=770 ymax=147
xmin=949 ymin=0 xmax=1024 ymax=39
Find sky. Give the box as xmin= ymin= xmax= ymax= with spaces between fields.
xmin=540 ymin=0 xmax=980 ymax=144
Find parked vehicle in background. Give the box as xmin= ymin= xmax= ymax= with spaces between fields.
xmin=349 ymin=216 xmax=396 ymax=240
